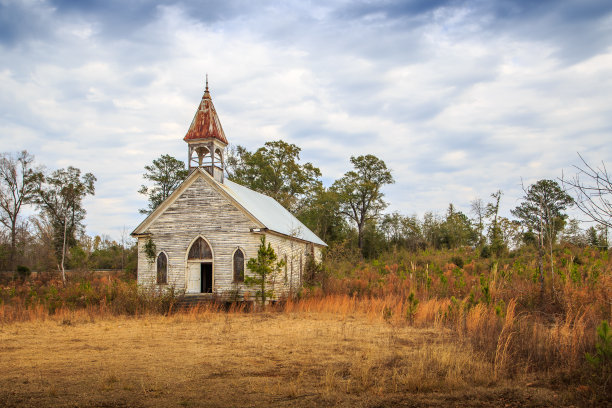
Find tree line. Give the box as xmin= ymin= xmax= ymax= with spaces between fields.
xmin=2 ymin=142 xmax=609 ymax=283
xmin=0 ymin=151 xmax=137 ymax=281
xmin=140 ymin=141 xmax=610 ymax=269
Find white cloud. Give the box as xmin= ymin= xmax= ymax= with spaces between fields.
xmin=1 ymin=0 xmax=611 ymax=238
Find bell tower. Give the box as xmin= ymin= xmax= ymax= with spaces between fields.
xmin=184 ymin=76 xmax=228 ymax=183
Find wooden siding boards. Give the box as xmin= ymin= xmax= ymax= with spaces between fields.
xmin=137 ymin=176 xmax=260 ymax=293
xmin=136 ymin=174 xmax=322 ymax=299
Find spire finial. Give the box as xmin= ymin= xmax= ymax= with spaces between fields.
xmin=205 ymin=74 xmax=209 ymax=92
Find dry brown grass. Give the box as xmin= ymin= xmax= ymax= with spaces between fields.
xmin=0 ymin=310 xmax=570 ymax=407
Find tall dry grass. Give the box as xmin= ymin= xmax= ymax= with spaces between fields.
xmin=0 ymin=276 xmax=181 ymax=323
xmin=1 ymin=243 xmax=610 ymax=395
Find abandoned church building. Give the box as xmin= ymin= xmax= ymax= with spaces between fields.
xmin=131 ymin=81 xmax=326 ymax=299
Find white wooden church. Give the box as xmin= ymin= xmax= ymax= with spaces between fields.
xmin=131 ymin=81 xmax=326 ymax=299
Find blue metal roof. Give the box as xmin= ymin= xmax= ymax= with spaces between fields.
xmin=221 ymin=179 xmax=327 ymax=247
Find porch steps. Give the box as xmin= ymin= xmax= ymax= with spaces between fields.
xmin=173 ymin=294 xmax=217 ymax=311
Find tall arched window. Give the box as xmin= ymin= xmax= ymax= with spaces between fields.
xmin=157 ymin=252 xmax=168 ymax=285
xmin=188 ymin=237 xmax=212 ymax=260
xmin=233 ymin=249 xmax=244 ymax=282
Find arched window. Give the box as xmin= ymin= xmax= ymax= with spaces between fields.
xmin=188 ymin=237 xmax=212 ymax=260
xmin=157 ymin=252 xmax=168 ymax=285
xmin=233 ymin=249 xmax=244 ymax=282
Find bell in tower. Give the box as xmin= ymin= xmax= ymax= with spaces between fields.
xmin=184 ymin=76 xmax=228 ymax=183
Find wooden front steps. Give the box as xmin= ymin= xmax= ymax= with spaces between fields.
xmin=173 ymin=294 xmax=217 ymax=311
xmin=172 ymin=294 xmax=253 ymax=312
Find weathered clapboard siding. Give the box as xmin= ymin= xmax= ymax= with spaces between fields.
xmin=138 ymin=176 xmax=260 ymax=293
xmin=263 ymin=233 xmax=322 ymax=298
xmin=137 ymin=174 xmax=323 ymax=299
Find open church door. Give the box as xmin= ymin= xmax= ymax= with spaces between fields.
xmin=187 ymin=263 xmax=201 ymax=293
xmin=201 ymin=263 xmax=213 ymax=293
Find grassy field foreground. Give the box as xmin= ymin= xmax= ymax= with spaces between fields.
xmin=0 ymin=310 xmax=571 ymax=408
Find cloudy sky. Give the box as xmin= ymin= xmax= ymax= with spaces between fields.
xmin=1 ymin=0 xmax=611 ymax=240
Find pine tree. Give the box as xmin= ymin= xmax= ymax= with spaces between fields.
xmin=245 ymin=236 xmax=285 ymax=305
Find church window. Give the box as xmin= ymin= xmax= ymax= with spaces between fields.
xmin=233 ymin=249 xmax=244 ymax=282
xmin=157 ymin=252 xmax=168 ymax=285
xmin=188 ymin=237 xmax=212 ymax=260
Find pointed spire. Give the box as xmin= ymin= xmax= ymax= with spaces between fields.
xmin=184 ymin=76 xmax=228 ymax=144
xmin=203 ymin=73 xmax=210 ymax=99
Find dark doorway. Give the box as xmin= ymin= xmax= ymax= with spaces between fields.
xmin=201 ymin=263 xmax=213 ymax=293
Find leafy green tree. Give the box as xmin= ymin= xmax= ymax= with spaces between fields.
xmin=361 ymin=219 xmax=386 ymax=258
xmin=332 ymin=155 xmax=394 ymax=252
xmin=497 ymin=216 xmax=522 ymax=250
xmin=138 ymin=154 xmax=188 ymax=214
xmin=0 ymin=150 xmax=42 ymax=270
xmin=227 ymin=140 xmax=322 ymax=213
xmin=586 ymin=225 xmax=609 ymax=249
xmin=587 ymin=226 xmax=600 ymax=247
xmin=34 ymin=166 xmax=96 ymax=283
xmin=245 ymin=236 xmax=285 ymax=305
xmin=561 ymin=219 xmax=588 ymax=247
xmin=486 ymin=190 xmax=505 ymax=256
xmin=401 ymin=215 xmax=426 ymax=251
xmin=440 ymin=204 xmax=475 ymax=249
xmin=377 ymin=212 xmax=427 ymax=252
xmin=596 ymin=224 xmax=609 ymax=248
xmin=380 ymin=212 xmax=406 ymax=249
xmin=511 ymin=179 xmax=574 ymax=291
xmin=297 ymin=185 xmax=348 ymax=244
xmin=422 ymin=211 xmax=443 ymax=249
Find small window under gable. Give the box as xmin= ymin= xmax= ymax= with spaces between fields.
xmin=157 ymin=252 xmax=168 ymax=285
xmin=233 ymin=249 xmax=244 ymax=282
xmin=188 ymin=237 xmax=212 ymax=260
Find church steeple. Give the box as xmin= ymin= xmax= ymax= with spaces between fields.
xmin=184 ymin=77 xmax=227 ymax=182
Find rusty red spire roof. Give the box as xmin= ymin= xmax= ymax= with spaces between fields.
xmin=183 ymin=77 xmax=228 ymax=144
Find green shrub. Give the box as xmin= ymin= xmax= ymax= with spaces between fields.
xmin=16 ymin=265 xmax=30 ymax=280
xmin=480 ymin=245 xmax=491 ymax=258
xmin=479 ymin=273 xmax=491 ymax=305
xmin=585 ymin=320 xmax=612 ymax=397
xmin=143 ymin=237 xmax=156 ymax=264
xmin=405 ymin=292 xmax=419 ymax=324
xmin=450 ymin=255 xmax=464 ymax=268
xmin=586 ymin=320 xmax=612 ymax=370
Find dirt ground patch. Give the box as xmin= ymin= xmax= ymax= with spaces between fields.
xmin=0 ymin=312 xmax=583 ymax=407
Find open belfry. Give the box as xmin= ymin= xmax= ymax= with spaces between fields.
xmin=184 ymin=76 xmax=228 ymax=182
xmin=132 ymin=79 xmax=326 ymax=298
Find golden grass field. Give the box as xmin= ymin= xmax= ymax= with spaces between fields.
xmin=0 ymin=308 xmax=575 ymax=408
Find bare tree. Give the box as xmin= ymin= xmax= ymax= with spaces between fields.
xmin=0 ymin=151 xmax=42 ymax=270
xmin=562 ymin=154 xmax=612 ymax=229
xmin=120 ymin=225 xmax=130 ymax=270
xmin=470 ymin=198 xmax=486 ymax=246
